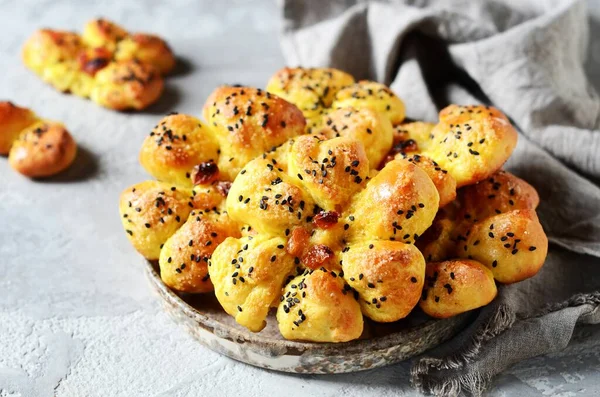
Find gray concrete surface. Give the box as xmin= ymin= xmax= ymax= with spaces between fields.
xmin=0 ymin=1 xmax=599 ymax=396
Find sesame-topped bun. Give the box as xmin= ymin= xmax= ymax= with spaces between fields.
xmin=459 ymin=170 xmax=540 ymax=221
xmin=397 ymin=153 xmax=457 ymax=208
xmin=115 ymin=34 xmax=175 ymax=75
xmin=421 ymin=105 xmax=518 ymax=187
xmin=82 ymin=18 xmax=129 ymax=53
xmin=0 ymin=101 xmax=39 ymax=155
xmin=346 ymin=158 xmax=439 ymax=244
xmin=276 ymin=269 xmax=363 ymax=342
xmin=318 ymin=107 xmax=394 ymax=167
xmin=341 ymin=240 xmax=425 ymax=322
xmin=119 ymin=181 xmax=193 ymax=260
xmin=8 ymin=121 xmax=77 ymax=178
xmin=266 ymin=67 xmax=355 ymax=131
xmin=420 ymin=259 xmax=497 ymax=319
xmin=91 ymin=60 xmax=164 ymax=110
xmin=460 ymin=209 xmax=548 ymax=284
xmin=159 ymin=211 xmax=240 ymax=293
xmin=139 ymin=114 xmax=220 ymax=187
xmin=203 ymin=86 xmax=306 ymax=180
xmin=22 ymin=29 xmax=82 ymax=75
xmin=226 ymin=155 xmax=317 ymax=235
xmin=331 ymin=81 xmax=406 ymax=125
xmin=287 ymin=135 xmax=370 ymax=211
xmin=210 ymin=234 xmax=297 ymax=332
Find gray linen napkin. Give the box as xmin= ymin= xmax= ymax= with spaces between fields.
xmin=278 ymin=0 xmax=600 ymax=395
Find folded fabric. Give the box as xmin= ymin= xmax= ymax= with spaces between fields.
xmin=279 ymin=0 xmax=600 ymax=395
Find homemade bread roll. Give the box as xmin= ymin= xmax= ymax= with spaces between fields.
xmin=420 ymin=259 xmax=497 ymax=318
xmin=22 ymin=19 xmax=172 ymax=110
xmin=346 ymin=158 xmax=439 ymax=244
xmin=341 ymin=240 xmax=425 ymax=322
xmin=210 ymin=235 xmax=297 ymax=332
xmin=159 ymin=210 xmax=240 ymax=293
xmin=459 ymin=170 xmax=540 ymax=222
xmin=139 ymin=113 xmax=220 ymax=187
xmin=8 ymin=121 xmax=77 ymax=178
xmin=226 ymin=155 xmax=317 ymax=236
xmin=287 ymin=135 xmax=370 ymax=211
xmin=421 ymin=105 xmax=518 ymax=187
xmin=460 ymin=209 xmax=548 ymax=284
xmin=276 ymin=269 xmax=363 ymax=342
xmin=119 ymin=181 xmax=193 ymax=260
xmin=397 ymin=153 xmax=457 ymax=208
xmin=203 ymin=86 xmax=306 ymax=180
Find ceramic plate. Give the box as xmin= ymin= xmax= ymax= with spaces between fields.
xmin=145 ymin=260 xmax=472 ymax=374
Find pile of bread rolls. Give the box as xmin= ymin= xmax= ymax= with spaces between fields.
xmin=119 ymin=67 xmax=548 ymax=343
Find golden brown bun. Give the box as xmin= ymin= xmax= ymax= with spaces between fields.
xmin=422 ymin=105 xmax=518 ymax=187
xmin=287 ymin=135 xmax=370 ymax=210
xmin=331 ymin=81 xmax=406 ymax=125
xmin=210 ymin=235 xmax=297 ymax=332
xmin=460 ymin=209 xmax=548 ymax=284
xmin=397 ymin=153 xmax=457 ymax=208
xmin=119 ymin=181 xmax=193 ymax=260
xmin=276 ymin=269 xmax=363 ymax=342
xmin=341 ymin=241 xmax=425 ymax=322
xmin=91 ymin=60 xmax=164 ymax=110
xmin=459 ymin=170 xmax=540 ymax=221
xmin=22 ymin=29 xmax=82 ymax=75
xmin=226 ymin=155 xmax=317 ymax=235
xmin=82 ymin=19 xmax=128 ymax=53
xmin=203 ymin=86 xmax=306 ymax=180
xmin=159 ymin=210 xmax=240 ymax=293
xmin=0 ymin=102 xmax=39 ymax=155
xmin=266 ymin=67 xmax=355 ymax=129
xmin=115 ymin=33 xmax=175 ymax=75
xmin=346 ymin=158 xmax=439 ymax=244
xmin=420 ymin=259 xmax=497 ymax=318
xmin=139 ymin=114 xmax=220 ymax=187
xmin=8 ymin=121 xmax=77 ymax=178
xmin=318 ymin=107 xmax=394 ymax=167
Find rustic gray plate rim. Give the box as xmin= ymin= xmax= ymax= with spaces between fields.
xmin=145 ymin=258 xmax=473 ymax=355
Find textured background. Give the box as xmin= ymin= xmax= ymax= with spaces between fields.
xmin=0 ymin=1 xmax=599 ymax=396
